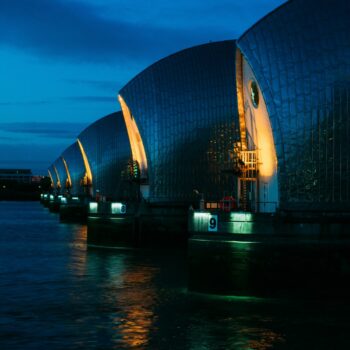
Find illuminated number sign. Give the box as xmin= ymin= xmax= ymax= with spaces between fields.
xmin=208 ymin=215 xmax=218 ymax=232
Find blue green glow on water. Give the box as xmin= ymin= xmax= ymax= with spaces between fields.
xmin=192 ymin=238 xmax=259 ymax=245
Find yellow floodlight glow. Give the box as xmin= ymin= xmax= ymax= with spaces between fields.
xmin=48 ymin=169 xmax=54 ymax=188
xmin=61 ymin=157 xmax=72 ymax=189
xmin=236 ymin=49 xmax=247 ymax=151
xmin=53 ymin=165 xmax=61 ymax=188
xmin=77 ymin=139 xmax=93 ymax=185
xmin=242 ymin=56 xmax=277 ymax=178
xmin=257 ymin=123 xmax=276 ymax=178
xmin=118 ymin=94 xmax=148 ymax=177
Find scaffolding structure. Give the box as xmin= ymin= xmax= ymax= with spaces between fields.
xmin=229 ymin=148 xmax=259 ymax=211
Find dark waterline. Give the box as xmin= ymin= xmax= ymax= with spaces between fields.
xmin=0 ymin=202 xmax=349 ymax=349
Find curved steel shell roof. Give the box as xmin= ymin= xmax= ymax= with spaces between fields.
xmin=120 ymin=41 xmax=240 ymax=204
xmin=238 ymin=0 xmax=350 ymax=210
xmin=77 ymin=112 xmax=131 ymax=200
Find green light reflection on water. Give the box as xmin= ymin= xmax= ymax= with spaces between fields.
xmin=187 ymin=290 xmax=264 ymax=303
xmin=192 ymin=238 xmax=259 ymax=245
xmin=180 ymin=286 xmax=267 ymax=303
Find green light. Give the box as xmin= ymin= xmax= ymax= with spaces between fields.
xmin=228 ymin=222 xmax=254 ymax=234
xmin=188 ymin=290 xmax=263 ymax=302
xmin=193 ymin=212 xmax=210 ymax=219
xmin=132 ymin=160 xmax=140 ymax=180
xmin=192 ymin=238 xmax=259 ymax=245
xmin=230 ymin=212 xmax=253 ymax=222
xmin=111 ymin=202 xmax=126 ymax=214
xmin=89 ymin=202 xmax=98 ymax=213
xmin=192 ymin=212 xmax=212 ymax=233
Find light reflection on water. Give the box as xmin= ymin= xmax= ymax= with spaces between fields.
xmin=0 ymin=202 xmax=349 ymax=349
xmin=68 ymin=224 xmax=88 ymax=278
xmin=111 ymin=266 xmax=158 ymax=349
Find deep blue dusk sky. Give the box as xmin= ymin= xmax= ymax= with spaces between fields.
xmin=0 ymin=0 xmax=285 ymax=174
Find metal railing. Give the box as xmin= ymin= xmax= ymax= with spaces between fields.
xmin=205 ymin=200 xmax=278 ymax=213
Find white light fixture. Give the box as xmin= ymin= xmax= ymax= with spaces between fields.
xmin=89 ymin=202 xmax=98 ymax=214
xmin=111 ymin=202 xmax=126 ymax=214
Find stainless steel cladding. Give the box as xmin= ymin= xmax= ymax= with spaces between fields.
xmin=52 ymin=157 xmax=66 ymax=192
xmin=119 ymin=41 xmax=240 ymax=205
xmin=237 ymin=0 xmax=350 ymax=211
xmin=77 ymin=112 xmax=131 ymax=200
xmin=61 ymin=142 xmax=86 ymax=196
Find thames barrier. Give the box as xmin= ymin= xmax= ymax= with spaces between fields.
xmin=41 ymin=0 xmax=350 ymax=297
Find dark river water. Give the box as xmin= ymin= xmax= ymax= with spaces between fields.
xmin=0 ymin=201 xmax=349 ymax=349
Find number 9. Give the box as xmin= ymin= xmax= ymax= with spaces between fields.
xmin=209 ymin=217 xmax=217 ymax=229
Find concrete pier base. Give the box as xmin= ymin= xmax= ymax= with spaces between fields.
xmin=136 ymin=205 xmax=188 ymax=247
xmin=48 ymin=199 xmax=60 ymax=213
xmin=42 ymin=200 xmax=50 ymax=208
xmin=188 ymin=210 xmax=350 ymax=297
xmin=87 ymin=203 xmax=188 ymax=248
xmin=41 ymin=198 xmax=50 ymax=208
xmin=87 ymin=215 xmax=136 ymax=247
xmin=60 ymin=203 xmax=88 ymax=223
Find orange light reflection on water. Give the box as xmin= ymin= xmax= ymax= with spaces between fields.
xmin=68 ymin=224 xmax=88 ymax=278
xmin=112 ymin=265 xmax=158 ymax=349
xmin=239 ymin=326 xmax=285 ymax=349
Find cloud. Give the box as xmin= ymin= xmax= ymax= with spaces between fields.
xmin=0 ymin=136 xmax=13 ymax=141
xmin=110 ymin=0 xmax=286 ymax=31
xmin=64 ymin=79 xmax=121 ymax=92
xmin=0 ymin=143 xmax=68 ymax=174
xmin=0 ymin=122 xmax=87 ymax=139
xmin=0 ymin=100 xmax=51 ymax=106
xmin=0 ymin=95 xmax=117 ymax=106
xmin=0 ymin=0 xmax=227 ymax=64
xmin=63 ymin=96 xmax=116 ymax=103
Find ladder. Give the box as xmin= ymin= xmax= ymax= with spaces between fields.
xmin=229 ymin=148 xmax=258 ymax=211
